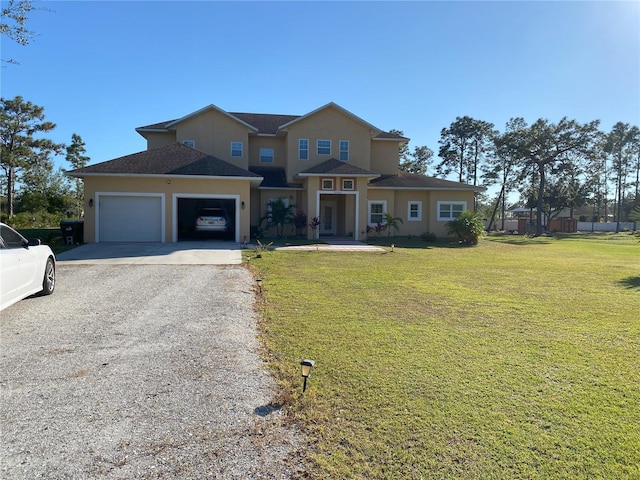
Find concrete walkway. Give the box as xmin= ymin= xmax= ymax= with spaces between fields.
xmin=56 ymin=241 xmax=242 ymax=265
xmin=273 ymin=239 xmax=385 ymax=252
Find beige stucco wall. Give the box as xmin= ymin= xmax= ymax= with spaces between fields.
xmin=144 ymin=131 xmax=176 ymax=150
xmin=391 ymin=190 xmax=431 ymax=237
xmin=370 ymin=141 xmax=401 ymax=176
xmin=82 ymin=176 xmax=252 ymax=242
xmin=248 ymin=137 xmax=286 ymax=168
xmin=364 ymin=189 xmax=477 ymax=238
xmin=427 ymin=190 xmax=476 ymax=237
xmin=173 ymin=109 xmax=251 ymax=168
xmin=284 ymin=107 xmax=374 ymax=181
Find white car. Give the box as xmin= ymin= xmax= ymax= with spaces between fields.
xmin=0 ymin=223 xmax=56 ymax=312
xmin=195 ymin=207 xmax=229 ymax=233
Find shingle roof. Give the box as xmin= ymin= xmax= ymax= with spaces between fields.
xmin=374 ymin=131 xmax=407 ymax=140
xmin=297 ymin=158 xmax=379 ymax=177
xmin=137 ymin=120 xmax=177 ymax=131
xmin=136 ymin=107 xmax=406 ymax=140
xmin=230 ymin=113 xmax=300 ymax=135
xmin=369 ymin=171 xmax=481 ymax=190
xmin=248 ymin=166 xmax=302 ymax=189
xmin=67 ymin=143 xmax=261 ymax=178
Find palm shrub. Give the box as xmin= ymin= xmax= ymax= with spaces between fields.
xmin=445 ymin=210 xmax=484 ymax=245
xmin=383 ymin=212 xmax=403 ymax=236
xmin=261 ymin=198 xmax=296 ymax=237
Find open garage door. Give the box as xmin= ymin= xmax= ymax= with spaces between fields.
xmin=176 ymin=196 xmax=237 ymax=241
xmin=98 ymin=194 xmax=163 ymax=242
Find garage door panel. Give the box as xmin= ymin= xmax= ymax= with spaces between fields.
xmin=99 ymin=195 xmax=163 ymax=242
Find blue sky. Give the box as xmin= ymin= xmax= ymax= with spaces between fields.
xmin=2 ymin=0 xmax=639 ymax=178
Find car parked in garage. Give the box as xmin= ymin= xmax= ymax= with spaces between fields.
xmin=0 ymin=223 xmax=56 ymax=312
xmin=195 ymin=207 xmax=229 ymax=233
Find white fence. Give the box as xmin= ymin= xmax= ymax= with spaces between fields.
xmin=577 ymin=222 xmax=636 ymax=232
xmin=485 ymin=219 xmax=519 ymax=231
xmin=485 ymin=220 xmax=636 ymax=232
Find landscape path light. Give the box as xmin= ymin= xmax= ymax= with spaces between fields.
xmin=300 ymin=359 xmax=315 ymax=393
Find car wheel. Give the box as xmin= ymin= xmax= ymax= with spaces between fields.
xmin=40 ymin=257 xmax=55 ymax=295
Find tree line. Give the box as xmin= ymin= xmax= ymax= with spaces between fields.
xmin=397 ymin=116 xmax=640 ymax=234
xmin=1 ymin=96 xmax=89 ymax=226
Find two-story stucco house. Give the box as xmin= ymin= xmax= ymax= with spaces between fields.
xmin=68 ymin=102 xmax=480 ymax=243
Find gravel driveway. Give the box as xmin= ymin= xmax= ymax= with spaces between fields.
xmin=0 ymin=264 xmax=303 ymax=479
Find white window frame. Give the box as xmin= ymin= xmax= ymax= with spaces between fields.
xmin=339 ymin=140 xmax=349 ymax=161
xmin=321 ymin=178 xmax=334 ymax=190
xmin=182 ymin=139 xmax=195 ymax=148
xmin=408 ymin=201 xmax=422 ymax=221
xmin=231 ymin=141 xmax=243 ymax=158
xmin=368 ymin=200 xmax=387 ymax=225
xmin=437 ymin=201 xmax=466 ymax=221
xmin=342 ymin=179 xmax=354 ymax=191
xmin=299 ymin=139 xmax=309 ymax=160
xmin=317 ymin=139 xmax=331 ymax=155
xmin=259 ymin=148 xmax=274 ymax=163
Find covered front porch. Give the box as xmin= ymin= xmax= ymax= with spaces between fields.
xmin=295 ymin=158 xmax=380 ymax=241
xmin=318 ymin=193 xmax=358 ymax=239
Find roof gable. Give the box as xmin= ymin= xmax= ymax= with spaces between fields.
xmin=277 ymin=102 xmax=381 ymax=135
xmin=165 ymin=104 xmax=258 ymax=132
xmin=135 ymin=103 xmax=407 ymax=140
xmin=67 ymin=143 xmax=261 ymax=179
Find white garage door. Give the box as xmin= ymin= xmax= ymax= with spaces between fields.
xmin=98 ymin=195 xmax=163 ymax=242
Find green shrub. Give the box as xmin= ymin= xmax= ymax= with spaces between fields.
xmin=5 ymin=210 xmax=66 ymax=229
xmin=445 ymin=210 xmax=485 ymax=245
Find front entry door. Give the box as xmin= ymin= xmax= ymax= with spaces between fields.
xmin=319 ymin=201 xmax=337 ymax=235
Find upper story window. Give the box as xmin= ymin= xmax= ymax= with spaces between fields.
xmin=437 ymin=201 xmax=466 ymax=220
xmin=408 ymin=201 xmax=422 ymax=221
xmin=231 ymin=142 xmax=243 ymax=158
xmin=182 ymin=140 xmax=195 ymax=148
xmin=317 ymin=139 xmax=331 ymax=155
xmin=342 ymin=179 xmax=354 ymax=190
xmin=299 ymin=139 xmax=309 ymax=160
xmin=259 ymin=148 xmax=274 ymax=163
xmin=339 ymin=140 xmax=349 ymax=161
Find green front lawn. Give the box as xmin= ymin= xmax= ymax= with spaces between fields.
xmin=250 ymin=233 xmax=640 ymax=479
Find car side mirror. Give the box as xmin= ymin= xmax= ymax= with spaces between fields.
xmin=27 ymin=238 xmax=42 ymax=247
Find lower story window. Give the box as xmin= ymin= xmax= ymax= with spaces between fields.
xmin=408 ymin=201 xmax=422 ymax=221
xmin=368 ymin=201 xmax=386 ymax=225
xmin=437 ymin=201 xmax=466 ymax=220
